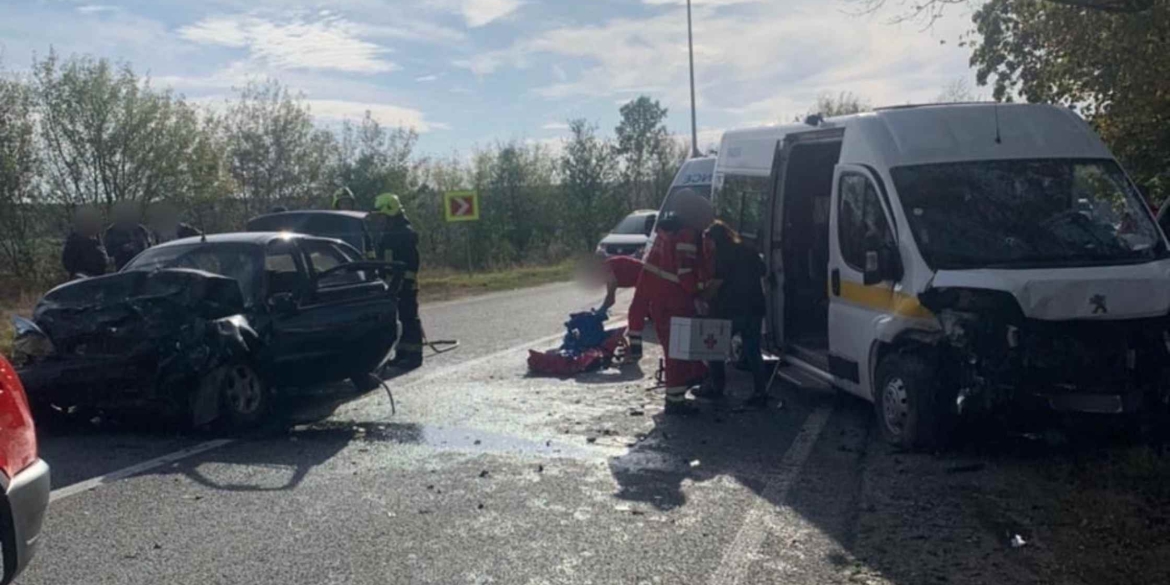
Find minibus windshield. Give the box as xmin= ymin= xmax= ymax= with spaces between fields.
xmin=892 ymin=159 xmax=1165 ymax=269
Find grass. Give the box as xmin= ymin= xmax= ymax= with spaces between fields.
xmin=0 ymin=294 xmax=36 ymax=359
xmin=417 ymin=260 xmax=576 ymax=302
xmin=0 ymin=261 xmax=576 ymax=357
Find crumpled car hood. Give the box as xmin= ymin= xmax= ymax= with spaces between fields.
xmin=927 ymin=259 xmax=1170 ymax=321
xmin=34 ymin=268 xmax=247 ymax=355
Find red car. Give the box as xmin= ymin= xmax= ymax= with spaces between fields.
xmin=0 ymin=355 xmax=49 ymax=584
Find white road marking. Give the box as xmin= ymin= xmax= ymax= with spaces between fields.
xmin=49 ymin=439 xmax=235 ymax=503
xmin=707 ymin=406 xmax=834 ymax=585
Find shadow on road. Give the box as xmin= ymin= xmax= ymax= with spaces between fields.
xmin=604 ymin=365 xmax=1170 ymax=584
xmin=149 ymin=421 xmax=425 ymax=493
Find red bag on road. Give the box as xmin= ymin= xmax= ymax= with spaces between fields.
xmin=527 ymin=327 xmax=628 ymax=377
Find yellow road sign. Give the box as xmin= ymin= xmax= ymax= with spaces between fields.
xmin=444 ymin=191 xmax=480 ymax=222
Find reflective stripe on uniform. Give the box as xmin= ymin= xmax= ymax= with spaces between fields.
xmin=664 ymin=387 xmax=688 ymax=402
xmin=641 ymin=262 xmax=680 ymax=283
xmin=676 ymin=243 xmax=698 ymax=253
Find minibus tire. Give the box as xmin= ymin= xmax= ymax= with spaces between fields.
xmin=874 ymin=353 xmax=942 ymax=450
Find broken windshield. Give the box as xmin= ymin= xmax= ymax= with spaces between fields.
xmin=123 ymin=243 xmax=262 ymax=304
xmin=892 ymin=159 xmax=1165 ymax=270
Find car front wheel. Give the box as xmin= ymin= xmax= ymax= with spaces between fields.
xmin=874 ymin=352 xmax=946 ymax=451
xmin=212 ymin=363 xmax=269 ymax=429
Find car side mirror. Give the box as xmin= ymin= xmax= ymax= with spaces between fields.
xmin=863 ymin=245 xmax=902 ymax=286
xmin=267 ymin=292 xmax=298 ymax=315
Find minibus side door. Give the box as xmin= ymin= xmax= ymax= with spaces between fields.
xmin=828 ymin=165 xmax=900 ymax=399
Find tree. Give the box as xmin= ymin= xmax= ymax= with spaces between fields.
xmin=809 ymin=91 xmax=872 ymax=118
xmin=969 ymin=0 xmax=1170 ymax=202
xmin=848 ymin=0 xmax=1156 ymax=26
xmin=615 ymin=96 xmax=671 ymax=210
xmin=561 ymin=119 xmax=618 ymax=250
xmin=0 ymin=73 xmax=41 ymax=280
xmin=935 ymin=78 xmax=980 ymax=103
xmin=223 ymin=80 xmax=337 ymax=215
xmin=332 ymin=112 xmax=418 ymax=210
xmin=33 ymin=52 xmax=217 ymax=214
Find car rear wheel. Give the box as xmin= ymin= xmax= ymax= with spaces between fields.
xmin=213 ymin=364 xmax=268 ymax=429
xmin=874 ymin=352 xmax=947 ymax=451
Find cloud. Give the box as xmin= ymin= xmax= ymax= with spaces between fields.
xmin=178 ymin=15 xmax=396 ymax=74
xmin=415 ymin=74 xmax=439 ymax=82
xmin=76 ymin=5 xmax=120 ymax=14
xmin=542 ymin=121 xmax=570 ymax=131
xmin=425 ymin=0 xmax=522 ymax=28
xmin=455 ymin=0 xmax=973 ymax=125
xmin=306 ymin=99 xmax=446 ymax=131
xmin=460 ymin=0 xmax=523 ymax=27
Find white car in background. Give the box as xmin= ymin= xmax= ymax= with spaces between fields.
xmin=596 ymin=210 xmax=658 ymax=258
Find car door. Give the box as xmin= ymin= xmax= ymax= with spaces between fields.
xmin=262 ymin=239 xmax=329 ymax=387
xmin=827 ymin=165 xmax=899 ymax=399
xmin=296 ymin=239 xmax=397 ymax=382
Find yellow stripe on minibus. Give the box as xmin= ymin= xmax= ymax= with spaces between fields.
xmin=838 ymin=281 xmax=934 ymax=320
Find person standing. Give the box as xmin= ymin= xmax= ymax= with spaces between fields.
xmin=630 ymin=190 xmax=714 ymax=415
xmin=332 ymin=187 xmax=357 ymax=211
xmin=149 ymin=201 xmax=202 ymax=244
xmin=62 ymin=206 xmax=109 ymax=279
xmin=373 ymin=193 xmax=424 ymax=371
xmin=103 ymin=201 xmax=152 ymax=271
xmin=593 ymin=254 xmax=650 ymax=361
xmin=694 ymin=221 xmax=769 ymax=408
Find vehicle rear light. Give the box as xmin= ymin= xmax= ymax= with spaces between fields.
xmin=0 ymin=356 xmax=38 ymax=478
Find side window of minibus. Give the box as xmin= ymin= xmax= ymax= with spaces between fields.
xmin=839 ymin=174 xmax=894 ymax=271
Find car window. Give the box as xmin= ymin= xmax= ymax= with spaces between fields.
xmin=265 ymin=240 xmax=306 ymax=298
xmin=301 ymin=240 xmax=364 ymax=288
xmin=123 ymin=243 xmax=260 ymax=304
xmin=839 ymin=173 xmax=894 ymax=272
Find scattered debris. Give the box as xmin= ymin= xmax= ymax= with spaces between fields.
xmin=628 ymin=409 xmax=645 ymax=417
xmin=537 ymin=464 xmax=544 ymax=473
xmin=689 ymin=459 xmax=701 ymax=468
xmin=479 ymin=470 xmax=490 ymax=478
xmin=426 ymin=484 xmax=435 ymax=491
xmin=586 ymin=436 xmax=598 ymax=444
xmin=1010 ymin=534 xmax=1027 ymax=549
xmin=474 ymin=439 xmax=482 ymax=445
xmin=387 ymin=512 xmax=396 ymax=518
xmin=419 ymin=509 xmax=431 ymax=515
xmin=477 ymin=503 xmax=485 ymax=510
xmin=153 ymin=543 xmax=162 ymax=550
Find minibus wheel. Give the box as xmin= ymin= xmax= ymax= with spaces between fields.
xmin=875 ymin=353 xmax=942 ymax=450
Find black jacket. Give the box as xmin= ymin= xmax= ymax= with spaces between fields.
xmin=712 ymin=242 xmax=766 ymax=318
xmin=104 ymin=223 xmax=153 ymax=270
xmin=61 ymin=232 xmax=109 ymax=278
xmin=377 ymin=217 xmax=420 ymax=274
xmin=153 ymin=223 xmax=202 ymax=244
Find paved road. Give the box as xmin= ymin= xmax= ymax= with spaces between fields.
xmin=23 ymin=282 xmax=1170 ymax=585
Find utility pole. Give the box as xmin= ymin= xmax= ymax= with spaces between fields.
xmin=687 ymin=0 xmax=700 ymax=158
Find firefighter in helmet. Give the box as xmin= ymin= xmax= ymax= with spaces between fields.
xmin=373 ymin=193 xmax=424 ymax=370
xmin=332 ymin=187 xmax=357 ymax=211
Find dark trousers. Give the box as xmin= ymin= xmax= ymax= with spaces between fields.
xmin=396 ymin=288 xmax=424 ymax=359
xmin=709 ymin=316 xmax=766 ymax=396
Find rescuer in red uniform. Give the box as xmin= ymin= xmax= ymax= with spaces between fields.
xmin=629 ymin=190 xmax=715 ymax=416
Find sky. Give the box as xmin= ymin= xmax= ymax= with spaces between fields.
xmin=0 ymin=0 xmax=979 ymax=157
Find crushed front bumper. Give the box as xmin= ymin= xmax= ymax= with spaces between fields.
xmin=2 ymin=459 xmax=50 ymax=584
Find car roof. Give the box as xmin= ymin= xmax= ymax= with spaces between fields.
xmin=156 ymin=232 xmax=327 ymax=249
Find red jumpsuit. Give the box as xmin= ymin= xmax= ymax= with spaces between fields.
xmin=629 ymin=227 xmax=708 ymax=404
xmin=604 ymin=256 xmax=650 ymax=354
